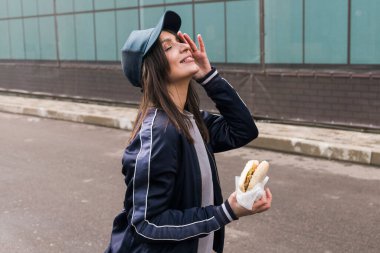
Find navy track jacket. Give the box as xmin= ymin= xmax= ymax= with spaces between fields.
xmin=105 ymin=69 xmax=259 ymax=253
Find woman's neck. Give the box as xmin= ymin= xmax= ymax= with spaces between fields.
xmin=167 ymin=79 xmax=190 ymax=112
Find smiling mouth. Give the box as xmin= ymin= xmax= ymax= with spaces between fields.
xmin=180 ymin=56 xmax=194 ymax=63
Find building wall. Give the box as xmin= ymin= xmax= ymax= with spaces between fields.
xmin=0 ymin=0 xmax=379 ymax=129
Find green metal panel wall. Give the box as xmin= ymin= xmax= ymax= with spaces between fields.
xmin=116 ymin=9 xmax=138 ymax=61
xmin=22 ymin=0 xmax=38 ymax=16
xmin=141 ymin=0 xmax=164 ymax=6
xmin=56 ymin=0 xmax=73 ymax=13
xmin=351 ymin=0 xmax=380 ymax=64
xmin=74 ymin=0 xmax=93 ymax=12
xmin=140 ymin=6 xmax=164 ymax=29
xmin=166 ymin=4 xmax=192 ymax=39
xmin=166 ymin=0 xmax=189 ymax=3
xmin=195 ymin=2 xmax=225 ymax=62
xmin=226 ymin=0 xmax=260 ymax=63
xmin=95 ymin=11 xmax=117 ymax=61
xmin=24 ymin=18 xmax=40 ymax=59
xmin=39 ymin=16 xmax=56 ymax=59
xmin=94 ymin=0 xmax=114 ymax=10
xmin=305 ymin=0 xmax=348 ymax=64
xmin=0 ymin=0 xmax=8 ymax=18
xmin=0 ymin=20 xmax=10 ymax=58
xmin=57 ymin=15 xmax=76 ymax=60
xmin=0 ymin=0 xmax=378 ymax=65
xmin=265 ymin=0 xmax=303 ymax=63
xmin=115 ymin=0 xmax=138 ymax=8
xmin=8 ymin=0 xmax=22 ymax=17
xmin=9 ymin=19 xmax=25 ymax=59
xmin=38 ymin=0 xmax=54 ymax=15
xmin=75 ymin=13 xmax=95 ymax=60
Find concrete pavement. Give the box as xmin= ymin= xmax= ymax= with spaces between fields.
xmin=1 ymin=93 xmax=379 ymax=167
xmin=2 ymin=111 xmax=380 ymax=253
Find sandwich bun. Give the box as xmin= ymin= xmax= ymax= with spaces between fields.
xmin=247 ymin=161 xmax=269 ymax=191
xmin=239 ymin=160 xmax=269 ymax=192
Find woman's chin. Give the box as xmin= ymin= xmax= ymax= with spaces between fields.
xmin=181 ymin=67 xmax=200 ymax=80
xmin=168 ymin=65 xmax=200 ymax=82
xmin=190 ymin=65 xmax=200 ymax=76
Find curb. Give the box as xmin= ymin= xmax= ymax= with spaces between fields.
xmin=248 ymin=135 xmax=380 ymax=167
xmin=1 ymin=102 xmax=379 ymax=167
xmin=0 ymin=103 xmax=134 ymax=130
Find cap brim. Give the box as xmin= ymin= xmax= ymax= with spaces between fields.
xmin=143 ymin=10 xmax=181 ymax=56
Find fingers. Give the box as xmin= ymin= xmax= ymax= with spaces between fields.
xmin=229 ymin=188 xmax=273 ymax=217
xmin=197 ymin=34 xmax=206 ymax=53
xmin=252 ymin=197 xmax=267 ymax=210
xmin=184 ymin=33 xmax=198 ymax=52
xmin=177 ymin=31 xmax=199 ymax=52
xmin=260 ymin=188 xmax=272 ymax=211
xmin=177 ymin=31 xmax=186 ymax=44
xmin=252 ymin=188 xmax=272 ymax=214
xmin=266 ymin=188 xmax=272 ymax=201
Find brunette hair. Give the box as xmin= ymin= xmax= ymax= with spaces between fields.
xmin=128 ymin=33 xmax=209 ymax=144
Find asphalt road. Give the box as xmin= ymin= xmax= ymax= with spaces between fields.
xmin=1 ymin=112 xmax=379 ymax=253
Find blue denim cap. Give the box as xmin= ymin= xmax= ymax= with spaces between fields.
xmin=121 ymin=10 xmax=181 ymax=87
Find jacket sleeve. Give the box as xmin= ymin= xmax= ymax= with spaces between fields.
xmin=199 ymin=68 xmax=259 ymax=153
xmin=129 ymin=109 xmax=237 ymax=243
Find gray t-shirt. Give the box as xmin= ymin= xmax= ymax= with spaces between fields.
xmin=187 ymin=113 xmax=215 ymax=253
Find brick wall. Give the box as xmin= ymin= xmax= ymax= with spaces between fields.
xmin=0 ymin=62 xmax=379 ymax=129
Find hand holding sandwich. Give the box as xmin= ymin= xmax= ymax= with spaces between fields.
xmin=228 ymin=188 xmax=272 ymax=217
xmin=228 ymin=160 xmax=272 ymax=217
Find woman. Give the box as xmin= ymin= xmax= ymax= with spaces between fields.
xmin=105 ymin=11 xmax=272 ymax=253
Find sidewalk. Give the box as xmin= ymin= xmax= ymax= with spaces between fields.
xmin=1 ymin=94 xmax=379 ymax=167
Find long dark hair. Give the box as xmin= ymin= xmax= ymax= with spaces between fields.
xmin=128 ymin=33 xmax=209 ymax=144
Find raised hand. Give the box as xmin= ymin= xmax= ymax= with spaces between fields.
xmin=177 ymin=31 xmax=212 ymax=80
